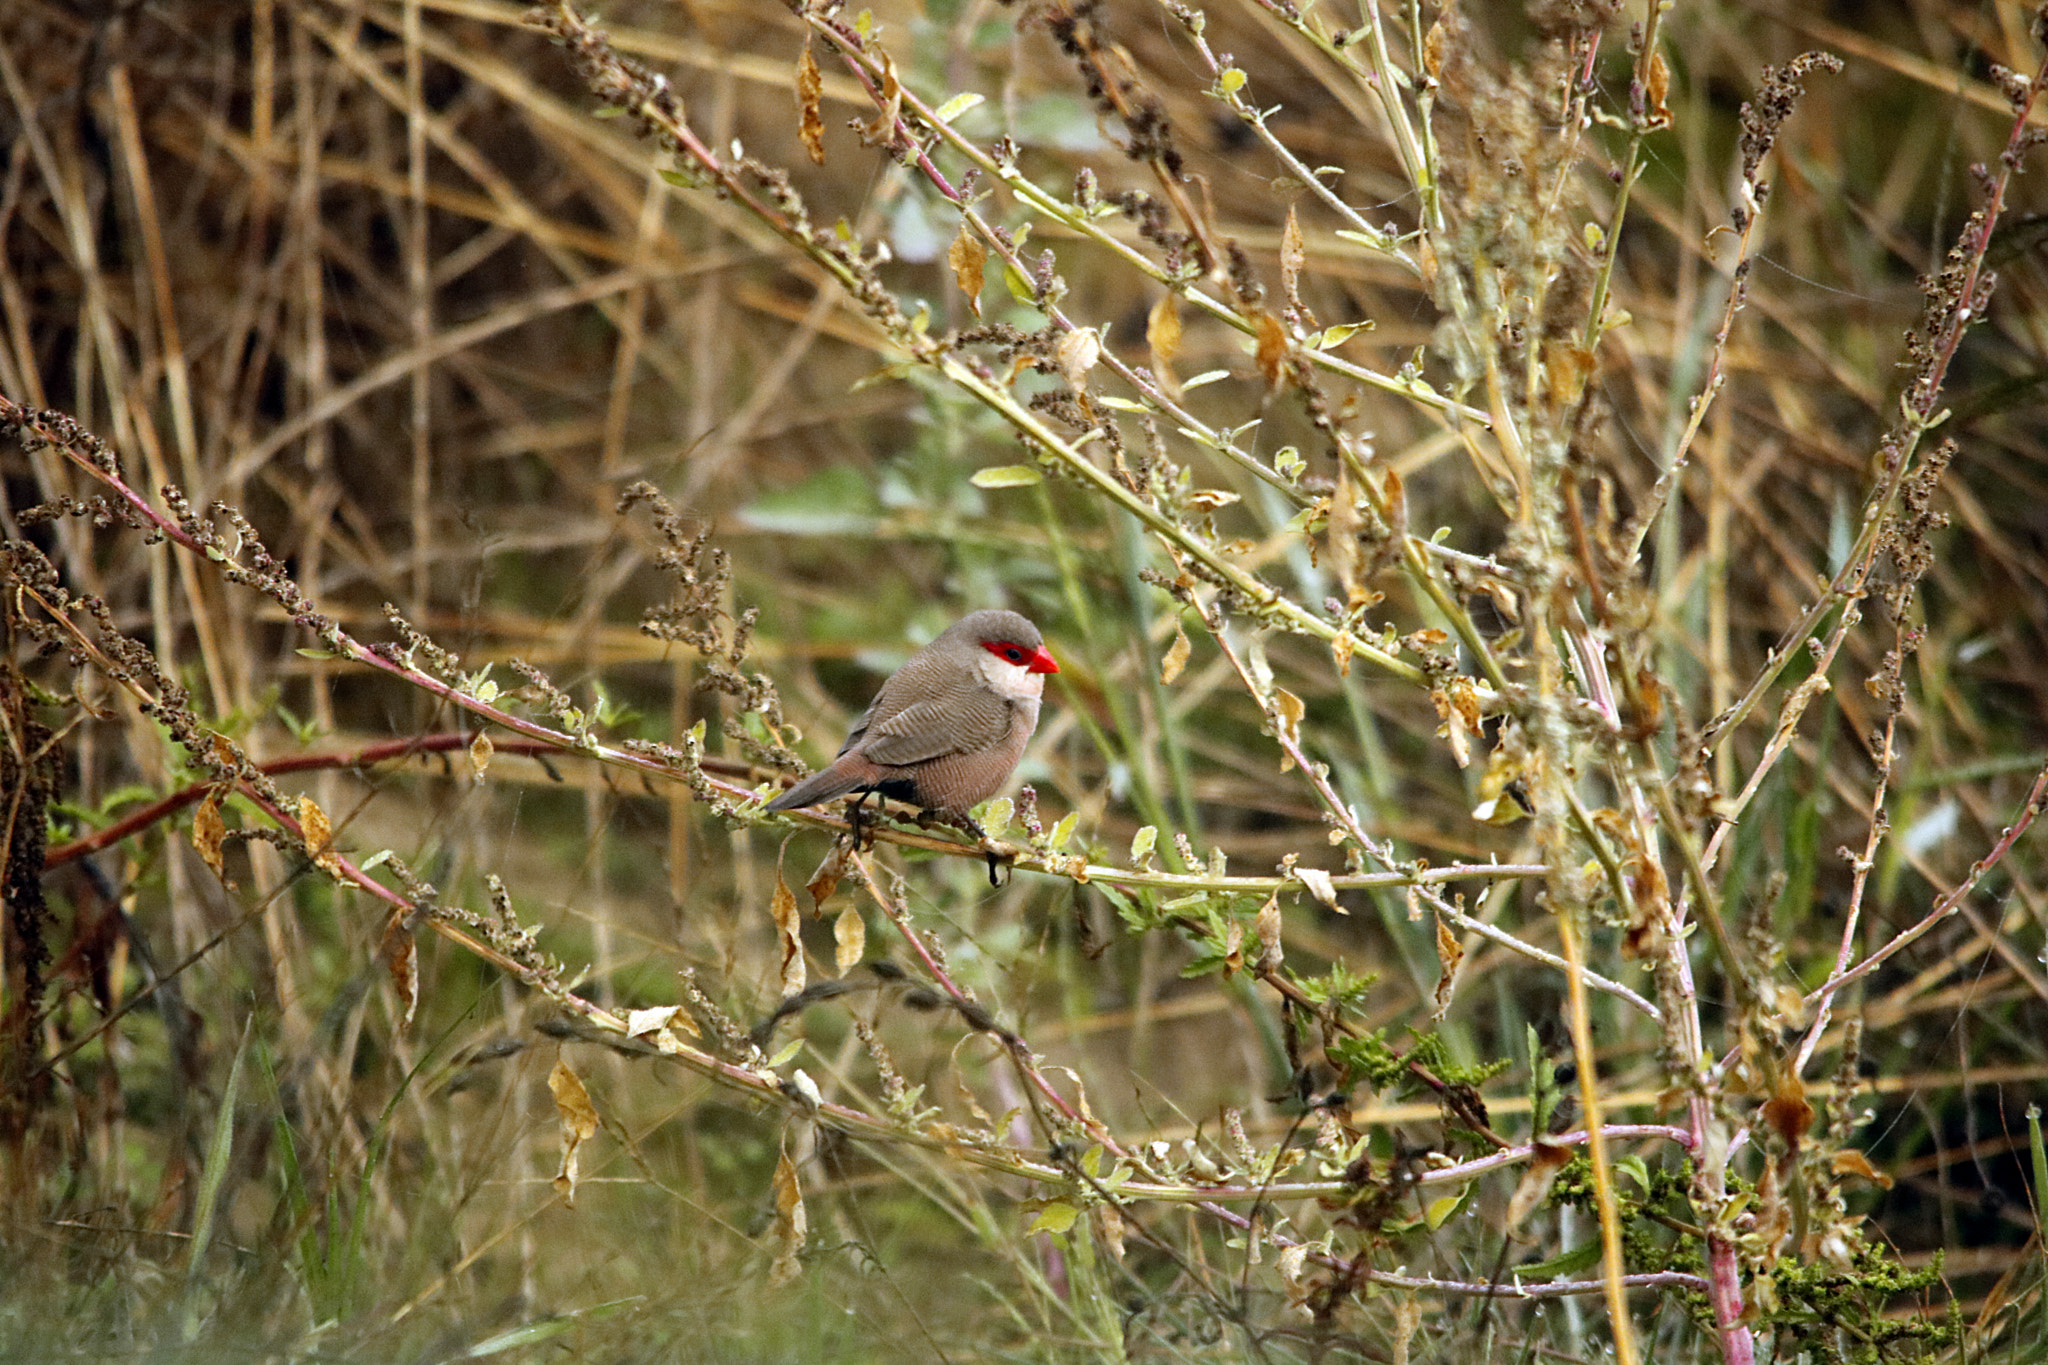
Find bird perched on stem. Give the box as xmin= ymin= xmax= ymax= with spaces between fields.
xmin=765 ymin=609 xmax=1058 ymax=882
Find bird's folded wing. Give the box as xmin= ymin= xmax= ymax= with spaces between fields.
xmin=859 ymin=690 xmax=1012 ymax=765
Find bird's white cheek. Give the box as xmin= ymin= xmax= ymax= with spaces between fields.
xmin=979 ymin=655 xmax=1044 ymax=700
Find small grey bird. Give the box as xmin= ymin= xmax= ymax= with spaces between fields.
xmin=766 ymin=610 xmax=1058 ymax=864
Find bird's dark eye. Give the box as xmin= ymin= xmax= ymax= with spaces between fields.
xmin=1002 ymin=646 xmax=1024 ymax=662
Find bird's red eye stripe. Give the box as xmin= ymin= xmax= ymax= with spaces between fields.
xmin=984 ymin=639 xmax=1059 ymax=674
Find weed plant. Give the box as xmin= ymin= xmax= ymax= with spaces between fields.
xmin=2 ymin=0 xmax=2047 ymax=1362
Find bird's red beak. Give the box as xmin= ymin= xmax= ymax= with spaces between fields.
xmin=1026 ymin=646 xmax=1059 ymax=675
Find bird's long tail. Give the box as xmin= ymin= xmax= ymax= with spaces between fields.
xmin=763 ymin=763 xmax=866 ymax=812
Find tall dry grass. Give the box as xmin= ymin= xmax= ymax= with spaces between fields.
xmin=3 ymin=0 xmax=2047 ymax=1360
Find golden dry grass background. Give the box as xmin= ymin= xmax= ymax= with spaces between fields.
xmin=3 ymin=0 xmax=2048 ymax=1360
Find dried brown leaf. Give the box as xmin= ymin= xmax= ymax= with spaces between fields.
xmin=1280 ymin=205 xmax=1305 ymax=314
xmin=1161 ymin=616 xmax=1191 ymax=684
xmin=1829 ymin=1148 xmax=1893 ymax=1189
xmin=1506 ymin=1140 xmax=1572 ymax=1229
xmin=1761 ymin=1071 xmax=1813 ymax=1152
xmin=806 ymin=840 xmax=850 ymax=907
xmin=1431 ymin=912 xmax=1463 ymax=1021
xmin=1645 ymin=50 xmax=1672 ymax=129
xmin=297 ymin=794 xmax=344 ymax=878
xmin=773 ymin=868 xmax=806 ymax=1000
xmin=1147 ymin=292 xmax=1182 ymax=364
xmin=550 ymin=1059 xmax=600 ymax=1205
xmin=380 ymin=910 xmax=418 ymax=1029
xmin=1056 ymin=327 xmax=1101 ymax=392
xmin=1254 ymin=894 xmax=1283 ymax=972
xmin=1273 ymin=687 xmax=1304 ymax=772
xmin=1253 ymin=310 xmax=1288 ymax=389
xmin=1293 ymin=866 xmax=1343 ymax=914
xmin=833 ymin=902 xmax=865 ymax=975
xmin=769 ymin=1142 xmax=808 ymax=1286
xmin=193 ymin=788 xmax=230 ymax=886
xmin=948 ymin=223 xmax=986 ymax=317
xmin=797 ymin=46 xmax=826 ymax=165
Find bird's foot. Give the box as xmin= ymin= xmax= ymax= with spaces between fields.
xmin=918 ymin=809 xmax=1013 ymax=886
xmin=844 ymin=790 xmax=882 ymax=853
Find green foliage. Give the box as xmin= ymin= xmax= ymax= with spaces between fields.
xmin=4 ymin=0 xmax=2046 ymax=1361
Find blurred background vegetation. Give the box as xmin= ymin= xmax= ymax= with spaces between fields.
xmin=3 ymin=0 xmax=2047 ymax=1360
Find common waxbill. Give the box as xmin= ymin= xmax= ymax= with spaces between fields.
xmin=765 ymin=610 xmax=1058 ymax=859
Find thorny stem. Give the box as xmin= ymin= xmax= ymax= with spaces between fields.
xmin=1202 ymin=605 xmax=1662 ymax=1021
xmin=0 ymin=394 xmax=1532 ymax=902
xmin=793 ymin=3 xmax=1488 ymax=426
xmin=1704 ymin=51 xmax=2048 ymax=753
xmin=1801 ymin=758 xmax=2048 ymax=1014
xmin=1580 ymin=0 xmax=1672 ymax=355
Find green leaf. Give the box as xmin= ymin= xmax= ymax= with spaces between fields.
xmin=184 ymin=1021 xmax=251 ymax=1326
xmin=970 ymin=464 xmax=1044 ymax=489
xmin=981 ymin=797 xmax=1014 ymax=836
xmin=1028 ymin=1202 xmax=1080 ymax=1235
xmin=1513 ymin=1240 xmax=1603 ymax=1281
xmin=1313 ymin=322 xmax=1372 ymax=349
xmin=1046 ymin=811 xmax=1079 ymax=850
xmin=933 ymin=92 xmax=985 ymax=124
xmin=1425 ymin=1191 xmax=1467 ymax=1229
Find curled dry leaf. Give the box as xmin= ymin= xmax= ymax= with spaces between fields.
xmin=1056 ymin=326 xmax=1101 ymax=392
xmin=1829 ymin=1148 xmax=1893 ymax=1189
xmin=549 ymin=1059 xmax=600 ymax=1206
xmin=1279 ymin=206 xmax=1307 ymax=318
xmin=1430 ymin=677 xmax=1483 ymax=768
xmin=1471 ymin=745 xmax=1529 ymax=825
xmin=1644 ymin=50 xmax=1673 ymax=129
xmin=1253 ymin=310 xmax=1288 ymax=389
xmin=468 ymin=729 xmax=493 ymax=780
xmin=1147 ymin=292 xmax=1183 ymax=398
xmin=1762 ymin=1071 xmax=1814 ymax=1153
xmin=1506 ymin=1140 xmax=1573 ymax=1229
xmin=193 ymin=787 xmax=230 ymax=886
xmin=626 ymin=1005 xmax=682 ymax=1040
xmin=1430 ymin=912 xmax=1462 ymax=1021
xmin=1097 ymin=1204 xmax=1126 ymax=1261
xmin=1273 ymin=687 xmax=1305 ymax=772
xmin=769 ymin=1142 xmax=808 ymax=1286
xmin=380 ymin=910 xmax=418 ymax=1030
xmin=1293 ymin=866 xmax=1342 ymax=913
xmin=1160 ymin=616 xmax=1191 ymax=684
xmin=772 ymin=868 xmax=806 ymax=1000
xmin=796 ymin=47 xmax=826 ymax=164
xmin=1254 ymin=894 xmax=1283 ymax=973
xmin=833 ymin=902 xmax=865 ymax=975
xmin=948 ymin=222 xmax=986 ymax=318
xmin=297 ymin=794 xmax=344 ymax=878
xmin=806 ymin=837 xmax=851 ymax=907
xmin=1327 ymin=465 xmax=1367 ymax=610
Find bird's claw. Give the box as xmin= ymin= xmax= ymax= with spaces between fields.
xmin=912 ymin=809 xmax=1016 ymax=887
